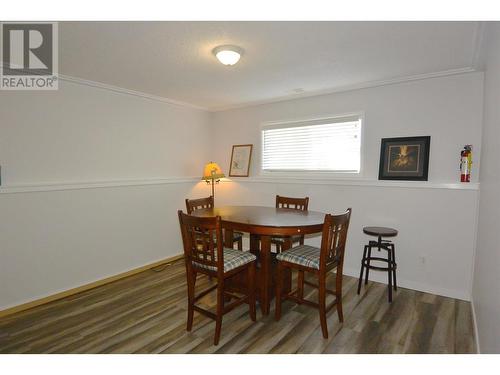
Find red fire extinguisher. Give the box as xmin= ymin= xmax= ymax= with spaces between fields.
xmin=460 ymin=145 xmax=472 ymax=182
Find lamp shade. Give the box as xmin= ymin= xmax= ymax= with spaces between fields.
xmin=202 ymin=162 xmax=225 ymax=180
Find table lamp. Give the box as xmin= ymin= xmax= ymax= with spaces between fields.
xmin=202 ymin=161 xmax=225 ymax=201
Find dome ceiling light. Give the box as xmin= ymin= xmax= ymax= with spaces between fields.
xmin=212 ymin=45 xmax=244 ymax=66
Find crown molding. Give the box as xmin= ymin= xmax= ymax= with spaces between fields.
xmin=209 ymin=67 xmax=478 ymax=112
xmin=2 ymin=63 xmax=479 ymax=113
xmin=58 ymin=74 xmax=209 ymax=111
xmin=0 ymin=61 xmax=208 ymax=111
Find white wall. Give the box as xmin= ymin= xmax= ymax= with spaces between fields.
xmin=0 ymin=71 xmax=486 ymax=312
xmin=0 ymin=81 xmax=209 ymax=184
xmin=0 ymin=80 xmax=211 ymax=310
xmin=472 ymin=23 xmax=500 ymax=353
xmin=211 ymin=73 xmax=484 ymax=300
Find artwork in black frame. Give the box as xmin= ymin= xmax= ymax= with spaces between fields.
xmin=378 ymin=136 xmax=430 ymax=181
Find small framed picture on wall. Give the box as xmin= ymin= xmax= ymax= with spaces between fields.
xmin=229 ymin=144 xmax=253 ymax=177
xmin=378 ymin=136 xmax=431 ymax=181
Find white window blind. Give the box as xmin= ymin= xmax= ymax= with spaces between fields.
xmin=262 ymin=116 xmax=361 ymax=172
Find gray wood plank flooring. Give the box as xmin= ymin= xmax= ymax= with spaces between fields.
xmin=0 ymin=259 xmax=476 ymax=354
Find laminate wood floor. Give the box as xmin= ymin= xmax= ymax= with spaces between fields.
xmin=0 ymin=259 xmax=476 ymax=354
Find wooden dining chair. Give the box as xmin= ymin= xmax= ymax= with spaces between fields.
xmin=275 ymin=208 xmax=352 ymax=339
xmin=271 ymin=195 xmax=310 ymax=253
xmin=185 ymin=196 xmax=244 ymax=250
xmin=178 ymin=210 xmax=257 ymax=345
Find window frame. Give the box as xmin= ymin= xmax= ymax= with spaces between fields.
xmin=259 ymin=112 xmax=365 ymax=179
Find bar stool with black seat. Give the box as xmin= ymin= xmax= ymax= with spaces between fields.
xmin=357 ymin=226 xmax=398 ymax=302
xmin=178 ymin=211 xmax=257 ymax=345
xmin=271 ymin=195 xmax=310 ymax=253
xmin=185 ymin=196 xmax=244 ymax=250
xmin=275 ymin=208 xmax=352 ymax=339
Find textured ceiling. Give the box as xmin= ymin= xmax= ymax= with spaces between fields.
xmin=59 ymin=21 xmax=480 ymax=111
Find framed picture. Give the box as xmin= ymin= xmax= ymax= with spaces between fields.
xmin=229 ymin=144 xmax=253 ymax=177
xmin=378 ymin=136 xmax=431 ymax=181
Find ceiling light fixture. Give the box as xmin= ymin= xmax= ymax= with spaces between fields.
xmin=212 ymin=45 xmax=243 ymax=66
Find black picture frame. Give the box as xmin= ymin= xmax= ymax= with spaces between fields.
xmin=378 ymin=136 xmax=431 ymax=181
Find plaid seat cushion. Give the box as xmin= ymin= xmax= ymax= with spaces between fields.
xmin=193 ymin=248 xmax=256 ymax=273
xmin=276 ymin=245 xmax=321 ymax=269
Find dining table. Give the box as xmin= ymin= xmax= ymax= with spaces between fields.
xmin=191 ymin=205 xmax=326 ymax=315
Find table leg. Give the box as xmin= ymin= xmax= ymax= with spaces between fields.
xmin=259 ymin=235 xmax=271 ymax=315
xmin=281 ymin=237 xmax=293 ymax=294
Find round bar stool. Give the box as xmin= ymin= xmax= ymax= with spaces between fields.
xmin=357 ymin=226 xmax=398 ymax=302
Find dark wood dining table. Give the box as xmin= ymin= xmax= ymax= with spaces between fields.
xmin=191 ymin=205 xmax=326 ymax=315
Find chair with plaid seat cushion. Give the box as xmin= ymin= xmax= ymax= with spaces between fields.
xmin=271 ymin=195 xmax=309 ymax=253
xmin=275 ymin=208 xmax=352 ymax=339
xmin=186 ymin=196 xmax=244 ymax=250
xmin=178 ymin=211 xmax=256 ymax=346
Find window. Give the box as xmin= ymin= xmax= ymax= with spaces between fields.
xmin=261 ymin=115 xmax=362 ymax=173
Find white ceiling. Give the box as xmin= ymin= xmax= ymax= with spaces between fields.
xmin=60 ymin=22 xmax=481 ymax=111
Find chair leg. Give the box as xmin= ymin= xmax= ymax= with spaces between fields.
xmin=357 ymin=245 xmax=368 ymax=294
xmin=336 ymin=269 xmax=344 ymax=323
xmin=318 ymin=275 xmax=328 ymax=339
xmin=365 ymin=245 xmax=372 ymax=285
xmin=387 ymin=247 xmax=393 ymax=303
xmin=275 ymin=261 xmax=283 ymax=321
xmin=236 ymin=238 xmax=243 ymax=251
xmin=214 ymin=279 xmax=224 ymax=345
xmin=297 ymin=270 xmax=305 ymax=300
xmin=391 ymin=244 xmax=397 ymax=291
xmin=248 ymin=262 xmax=256 ymax=321
xmin=186 ymin=267 xmax=196 ymax=331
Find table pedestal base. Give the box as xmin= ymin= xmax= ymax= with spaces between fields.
xmin=225 ymin=233 xmax=292 ymax=315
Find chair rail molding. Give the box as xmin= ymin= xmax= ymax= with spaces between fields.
xmin=0 ymin=177 xmax=200 ymax=194
xmin=220 ymin=177 xmax=480 ymax=191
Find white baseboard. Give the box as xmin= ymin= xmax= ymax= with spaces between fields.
xmin=238 ymin=236 xmax=472 ymax=301
xmin=342 ymin=266 xmax=471 ymax=301
xmin=471 ymin=297 xmax=481 ymax=353
xmin=0 ymin=254 xmax=184 ymax=318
